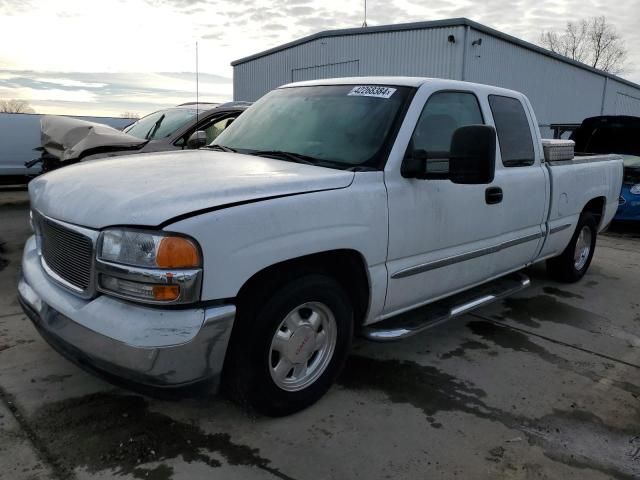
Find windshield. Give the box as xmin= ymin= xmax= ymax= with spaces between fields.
xmin=212 ymin=85 xmax=413 ymax=168
xmin=123 ymin=108 xmax=199 ymax=140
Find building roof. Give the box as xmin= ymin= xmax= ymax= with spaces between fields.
xmin=231 ymin=17 xmax=640 ymax=90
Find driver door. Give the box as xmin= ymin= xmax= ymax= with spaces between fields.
xmin=383 ymin=90 xmax=503 ymax=316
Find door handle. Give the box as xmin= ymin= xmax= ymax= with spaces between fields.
xmin=485 ymin=187 xmax=503 ymax=205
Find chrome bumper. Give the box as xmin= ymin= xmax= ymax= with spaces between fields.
xmin=18 ymin=235 xmax=236 ymax=389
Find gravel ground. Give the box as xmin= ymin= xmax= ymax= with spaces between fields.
xmin=0 ymin=187 xmax=639 ymax=480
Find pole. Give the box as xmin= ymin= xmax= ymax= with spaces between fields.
xmin=362 ymin=0 xmax=367 ymax=27
xmin=196 ymin=41 xmax=199 ymax=125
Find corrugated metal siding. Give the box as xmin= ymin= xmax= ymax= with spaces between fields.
xmin=292 ymin=60 xmax=360 ymax=82
xmin=601 ymin=79 xmax=640 ymax=116
xmin=614 ymin=92 xmax=640 ymax=115
xmin=233 ymin=26 xmax=465 ymax=101
xmin=233 ymin=23 xmax=640 ymax=129
xmin=463 ymin=28 xmax=606 ymax=130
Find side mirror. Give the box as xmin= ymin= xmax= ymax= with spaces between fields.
xmin=186 ymin=130 xmax=207 ymax=149
xmin=401 ymin=149 xmax=427 ymax=179
xmin=448 ymin=125 xmax=496 ymax=185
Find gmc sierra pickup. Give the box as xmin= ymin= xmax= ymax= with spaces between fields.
xmin=18 ymin=77 xmax=623 ymax=415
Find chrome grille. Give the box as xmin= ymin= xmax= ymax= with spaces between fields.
xmin=40 ymin=217 xmax=93 ymax=291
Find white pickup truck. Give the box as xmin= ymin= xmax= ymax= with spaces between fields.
xmin=19 ymin=77 xmax=623 ymax=415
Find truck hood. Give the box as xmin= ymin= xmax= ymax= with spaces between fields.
xmin=29 ymin=150 xmax=355 ymax=229
xmin=41 ymin=115 xmax=146 ymax=161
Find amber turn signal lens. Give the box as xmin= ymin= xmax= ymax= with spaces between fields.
xmin=156 ymin=236 xmax=200 ymax=268
xmin=152 ymin=284 xmax=180 ymax=301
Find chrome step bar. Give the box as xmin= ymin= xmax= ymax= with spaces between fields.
xmin=362 ymin=272 xmax=531 ymax=342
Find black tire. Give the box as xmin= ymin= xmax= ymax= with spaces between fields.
xmin=222 ymin=274 xmax=353 ymax=416
xmin=546 ymin=212 xmax=597 ymax=283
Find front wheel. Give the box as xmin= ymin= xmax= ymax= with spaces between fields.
xmin=223 ymin=274 xmax=353 ymax=416
xmin=547 ymin=212 xmax=597 ymax=283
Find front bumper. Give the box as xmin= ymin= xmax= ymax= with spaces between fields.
xmin=18 ymin=235 xmax=236 ymax=389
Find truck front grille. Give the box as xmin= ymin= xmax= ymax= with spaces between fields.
xmin=40 ymin=218 xmax=93 ymax=291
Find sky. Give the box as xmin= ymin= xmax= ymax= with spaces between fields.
xmin=1 ymin=0 xmax=639 ymax=117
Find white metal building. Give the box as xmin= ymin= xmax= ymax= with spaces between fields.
xmin=231 ymin=18 xmax=640 ymax=136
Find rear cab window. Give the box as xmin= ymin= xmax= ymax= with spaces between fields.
xmin=488 ymin=95 xmax=535 ymax=167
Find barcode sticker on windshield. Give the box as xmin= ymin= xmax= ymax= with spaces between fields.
xmin=348 ymin=86 xmax=396 ymax=99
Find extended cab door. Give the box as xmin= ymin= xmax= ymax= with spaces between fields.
xmin=486 ymin=94 xmax=547 ymax=275
xmin=383 ymin=87 xmax=503 ymax=317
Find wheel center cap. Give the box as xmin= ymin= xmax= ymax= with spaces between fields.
xmin=288 ymin=326 xmax=316 ymax=362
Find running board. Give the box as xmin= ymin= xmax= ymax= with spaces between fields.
xmin=362 ymin=272 xmax=531 ymax=342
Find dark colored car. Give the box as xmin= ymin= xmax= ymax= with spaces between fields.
xmin=30 ymin=101 xmax=251 ymax=173
xmin=572 ymin=115 xmax=640 ymax=221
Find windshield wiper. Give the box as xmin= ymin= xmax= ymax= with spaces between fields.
xmin=145 ymin=114 xmax=165 ymax=140
xmin=247 ymin=150 xmax=319 ymax=165
xmin=206 ymin=144 xmax=237 ymax=152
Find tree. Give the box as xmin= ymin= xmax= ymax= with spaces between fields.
xmin=120 ymin=111 xmax=140 ymax=119
xmin=0 ymin=99 xmax=35 ymax=113
xmin=540 ymin=16 xmax=628 ymax=74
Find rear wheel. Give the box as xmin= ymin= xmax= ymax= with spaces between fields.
xmin=547 ymin=212 xmax=597 ymax=283
xmin=223 ymin=274 xmax=353 ymax=416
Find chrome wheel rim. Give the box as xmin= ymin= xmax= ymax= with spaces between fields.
xmin=574 ymin=226 xmax=592 ymax=270
xmin=269 ymin=301 xmax=337 ymax=392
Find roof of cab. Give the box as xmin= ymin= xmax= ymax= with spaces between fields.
xmin=281 ymin=77 xmax=428 ymax=88
xmin=280 ymin=76 xmax=525 ymax=98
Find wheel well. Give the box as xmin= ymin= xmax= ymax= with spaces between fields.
xmin=582 ymin=196 xmax=606 ymax=228
xmin=235 ymin=250 xmax=371 ymax=326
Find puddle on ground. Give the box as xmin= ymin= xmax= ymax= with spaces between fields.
xmin=466 ymin=320 xmax=640 ymax=396
xmin=0 ymin=240 xmax=8 ymax=272
xmin=499 ymin=295 xmax=602 ymax=330
xmin=339 ymin=355 xmax=491 ymax=426
xmin=35 ymin=374 xmax=73 ymax=384
xmin=525 ymin=409 xmax=640 ymax=479
xmin=542 ymin=286 xmax=584 ymax=299
xmin=31 ymin=393 xmax=293 ymax=480
xmin=438 ymin=340 xmax=496 ymax=360
xmin=339 ymin=354 xmax=640 ymax=478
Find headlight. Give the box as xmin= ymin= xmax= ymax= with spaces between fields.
xmin=630 ymin=184 xmax=640 ymax=195
xmin=99 ymin=229 xmax=200 ymax=268
xmin=97 ymin=229 xmax=202 ymax=304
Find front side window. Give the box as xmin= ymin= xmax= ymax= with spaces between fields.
xmin=202 ymin=115 xmax=237 ymax=144
xmin=124 ymin=108 xmax=199 ymax=140
xmin=407 ymin=91 xmax=484 ymax=174
xmin=488 ymin=95 xmax=535 ymax=167
xmin=212 ymin=85 xmax=413 ymax=169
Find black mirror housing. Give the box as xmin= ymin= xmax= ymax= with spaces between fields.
xmin=186 ymin=130 xmax=208 ymax=149
xmin=400 ymin=151 xmax=427 ymax=179
xmin=449 ymin=125 xmax=496 ymax=184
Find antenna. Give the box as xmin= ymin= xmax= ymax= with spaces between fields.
xmin=362 ymin=0 xmax=367 ymax=27
xmin=195 ymin=41 xmax=199 ymax=125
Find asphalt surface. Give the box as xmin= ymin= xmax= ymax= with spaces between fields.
xmin=1 ymin=187 xmax=639 ymax=480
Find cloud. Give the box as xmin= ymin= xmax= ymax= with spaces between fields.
xmin=0 ymin=0 xmax=33 ymax=14
xmin=0 ymin=70 xmax=233 ymax=116
xmin=263 ymin=23 xmax=287 ymax=31
xmin=0 ymin=0 xmax=639 ymax=118
xmin=202 ymin=32 xmax=223 ymax=40
xmin=36 ymin=78 xmax=108 ymax=88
